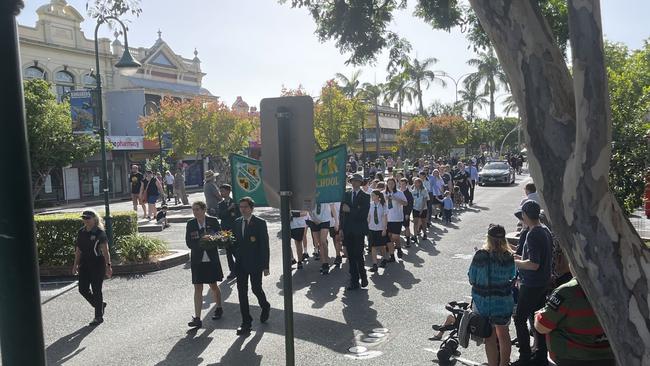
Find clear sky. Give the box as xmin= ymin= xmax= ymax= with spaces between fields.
xmin=18 ymin=0 xmax=650 ymax=118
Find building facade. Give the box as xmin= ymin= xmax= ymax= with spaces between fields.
xmin=19 ymin=0 xmax=216 ymax=202
xmin=353 ymin=104 xmax=413 ymax=159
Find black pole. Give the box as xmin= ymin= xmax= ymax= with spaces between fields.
xmin=276 ymin=107 xmax=295 ymax=366
xmin=94 ymin=19 xmax=113 ymax=249
xmin=0 ymin=2 xmax=46 ymax=365
xmin=158 ymin=132 xmax=164 ymax=173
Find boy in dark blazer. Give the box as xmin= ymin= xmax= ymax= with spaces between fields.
xmin=232 ymin=197 xmax=271 ymax=335
xmin=339 ymin=174 xmax=370 ymax=290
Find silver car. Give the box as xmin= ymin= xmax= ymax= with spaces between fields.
xmin=477 ymin=161 xmax=516 ymax=186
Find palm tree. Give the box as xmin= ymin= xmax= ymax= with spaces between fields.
xmin=335 ymin=70 xmax=363 ymax=98
xmin=361 ymin=82 xmax=384 ymax=155
xmin=383 ymin=72 xmax=415 ymax=129
xmin=403 ymin=57 xmax=446 ymax=116
xmin=502 ymin=94 xmax=518 ymax=116
xmin=465 ymin=48 xmax=509 ymax=121
xmin=457 ymin=87 xmax=489 ymax=122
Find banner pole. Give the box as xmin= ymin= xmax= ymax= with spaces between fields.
xmin=276 ymin=107 xmax=295 ymax=366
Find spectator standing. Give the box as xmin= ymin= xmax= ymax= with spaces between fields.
xmin=466 ymin=160 xmax=479 ymax=205
xmin=174 ymin=169 xmax=189 ymax=205
xmin=143 ymin=170 xmax=163 ymax=220
xmin=512 ymin=200 xmax=553 ymax=366
xmin=129 ymin=165 xmax=146 ymax=218
xmin=164 ymin=171 xmax=175 ymax=203
xmin=203 ymin=170 xmax=221 ymax=216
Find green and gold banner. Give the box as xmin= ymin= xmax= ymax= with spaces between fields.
xmin=230 ymin=153 xmax=268 ymax=206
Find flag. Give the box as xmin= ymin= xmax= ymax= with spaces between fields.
xmin=315 ymin=144 xmax=347 ymax=203
xmin=230 ymin=153 xmax=268 ymax=206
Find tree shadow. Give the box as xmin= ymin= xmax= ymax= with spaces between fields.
xmin=45 ymin=326 xmax=96 ymax=365
xmin=370 ymin=261 xmax=421 ymax=298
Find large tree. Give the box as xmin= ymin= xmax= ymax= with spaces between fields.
xmin=335 ymin=70 xmax=363 ymax=98
xmin=403 ymin=57 xmax=446 ymax=116
xmin=383 ymin=71 xmax=415 ymax=129
xmin=24 ymin=79 xmax=99 ymax=203
xmin=313 ymin=80 xmax=367 ymax=151
xmin=465 ymin=48 xmax=508 ymax=121
xmin=457 ymin=86 xmax=488 ymax=122
xmin=284 ymin=1 xmax=650 ymax=364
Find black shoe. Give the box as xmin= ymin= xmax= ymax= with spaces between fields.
xmin=405 ymin=237 xmax=411 ymax=247
xmin=187 ymin=317 xmax=202 ymax=328
xmin=89 ymin=317 xmax=103 ymax=326
xmin=361 ymin=278 xmax=369 ymax=288
xmin=260 ymin=304 xmax=270 ymax=323
xmin=412 ymin=236 xmax=418 ymax=244
xmin=102 ymin=302 xmax=107 ymax=316
xmin=396 ymin=247 xmax=404 ymax=259
xmin=212 ymin=307 xmax=223 ymax=320
xmin=388 ymin=255 xmax=396 ymax=263
xmin=346 ymin=284 xmax=360 ymax=290
xmin=227 ymin=272 xmax=237 ymax=280
xmin=320 ymin=263 xmax=330 ymax=275
xmin=297 ymin=261 xmax=303 ymax=269
xmin=369 ymin=264 xmax=378 ymax=272
xmin=236 ymin=324 xmax=252 ymax=335
xmin=314 ymin=254 xmax=320 ymax=261
xmin=422 ymin=233 xmax=427 ymax=240
xmin=333 ymin=256 xmax=342 ymax=265
xmin=510 ymin=358 xmax=531 ymax=366
xmin=379 ymin=259 xmax=388 ymax=268
xmin=291 ymin=258 xmax=297 ymax=265
xmin=302 ymin=253 xmax=309 ymax=261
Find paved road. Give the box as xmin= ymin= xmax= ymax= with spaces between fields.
xmin=37 ymin=174 xmax=531 ymax=366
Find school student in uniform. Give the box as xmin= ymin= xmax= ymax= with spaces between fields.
xmin=384 ymin=177 xmax=408 ymax=261
xmin=400 ymin=177 xmax=414 ymax=247
xmin=310 ymin=202 xmax=337 ymax=274
xmin=290 ymin=210 xmax=308 ymax=269
xmin=367 ymin=190 xmax=388 ymax=272
xmin=411 ymin=178 xmax=430 ymax=242
xmin=329 ymin=202 xmax=344 ymax=267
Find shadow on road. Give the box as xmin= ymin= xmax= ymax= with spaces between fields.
xmin=210 ymin=328 xmax=265 ymax=366
xmin=370 ymin=261 xmax=421 ymax=297
xmin=46 ymin=326 xmax=96 ymax=365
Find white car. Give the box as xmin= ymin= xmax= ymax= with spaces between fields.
xmin=478 ymin=161 xmax=516 ymax=186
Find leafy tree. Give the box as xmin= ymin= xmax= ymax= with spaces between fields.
xmin=313 ymin=80 xmax=367 ymax=151
xmin=428 ymin=100 xmax=460 ymax=117
xmin=427 ymin=115 xmax=467 ymax=156
xmin=457 ymin=86 xmax=488 ymax=121
xmin=605 ymin=40 xmax=650 ymax=214
xmin=403 ymin=57 xmax=446 ymax=116
xmin=280 ymin=84 xmax=309 ymax=97
xmin=501 ymin=94 xmax=518 ymax=116
xmin=139 ymin=97 xmax=257 ymax=163
xmin=396 ymin=116 xmax=429 ymax=157
xmin=24 ymin=79 xmax=99 ymax=202
xmin=383 ymin=71 xmax=415 ymax=129
xmin=464 ymin=48 xmax=508 ymax=121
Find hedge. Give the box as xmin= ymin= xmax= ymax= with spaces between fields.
xmin=34 ymin=211 xmax=138 ymax=266
xmin=115 ymin=234 xmax=167 ymax=263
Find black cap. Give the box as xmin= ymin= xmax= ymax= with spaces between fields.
xmin=487 ymin=224 xmax=506 ymax=239
xmin=349 ymin=173 xmax=364 ymax=182
xmin=521 ymin=200 xmax=541 ymax=220
xmin=81 ymin=210 xmax=96 ymax=219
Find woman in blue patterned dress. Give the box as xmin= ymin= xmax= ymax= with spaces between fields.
xmin=468 ymin=224 xmax=516 ymax=366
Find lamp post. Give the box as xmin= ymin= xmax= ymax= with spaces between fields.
xmin=143 ymin=101 xmax=163 ymax=174
xmin=94 ymin=16 xmax=141 ymax=249
xmin=435 ymin=72 xmax=474 ymax=106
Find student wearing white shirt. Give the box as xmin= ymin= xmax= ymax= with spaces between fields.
xmin=309 ymin=202 xmax=337 ymax=274
xmin=411 ymin=177 xmax=430 ymax=242
xmin=290 ymin=210 xmax=308 ymax=269
xmin=329 ymin=202 xmax=344 ymax=267
xmin=367 ymin=190 xmax=388 ymax=273
xmin=428 ymin=169 xmax=446 ymax=219
xmin=384 ymin=177 xmax=408 ymax=262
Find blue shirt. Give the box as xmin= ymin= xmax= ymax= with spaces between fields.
xmin=442 ymin=197 xmax=453 ymax=210
xmin=468 ymin=250 xmax=516 ymax=318
xmin=466 ymin=166 xmax=479 ymax=181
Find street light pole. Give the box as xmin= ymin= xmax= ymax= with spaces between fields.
xmin=94 ymin=16 xmax=141 ymax=249
xmin=435 ymin=72 xmax=474 ymax=107
xmin=375 ymin=98 xmax=380 ymax=157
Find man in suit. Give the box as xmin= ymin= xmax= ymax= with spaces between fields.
xmin=233 ymin=197 xmax=271 ymax=335
xmin=217 ymin=184 xmax=240 ymax=280
xmin=339 ymin=173 xmax=370 ymax=290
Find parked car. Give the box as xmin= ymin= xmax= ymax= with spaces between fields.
xmin=477 ymin=161 xmax=516 ymax=186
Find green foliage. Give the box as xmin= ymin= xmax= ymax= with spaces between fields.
xmin=470 ymin=117 xmax=519 ymax=152
xmin=23 ymin=79 xmax=100 ymax=201
xmin=404 ymin=57 xmax=446 ymax=116
xmin=314 ymin=80 xmax=368 ymax=151
xmin=86 ymin=0 xmax=142 ymax=19
xmin=34 ymin=211 xmax=137 ymax=266
xmin=465 ymin=48 xmax=509 ymax=121
xmin=115 ymin=234 xmax=167 ymax=263
xmin=606 ymin=40 xmax=650 ymax=214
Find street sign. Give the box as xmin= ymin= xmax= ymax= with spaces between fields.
xmin=260 ymin=96 xmax=316 ymax=210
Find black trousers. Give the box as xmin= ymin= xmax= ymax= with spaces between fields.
xmin=344 ymin=231 xmax=367 ymax=285
xmin=469 ymin=180 xmax=476 ymax=203
xmin=225 ymin=248 xmax=236 ymax=273
xmin=166 ymin=184 xmax=174 ymax=201
xmin=514 ymin=285 xmax=548 ymax=359
xmin=78 ymin=263 xmax=105 ymax=318
xmin=427 ymin=193 xmax=434 ymax=221
xmin=236 ymin=269 xmax=269 ymax=326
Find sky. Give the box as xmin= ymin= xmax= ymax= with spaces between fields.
xmin=18 ymin=0 xmax=650 ymax=118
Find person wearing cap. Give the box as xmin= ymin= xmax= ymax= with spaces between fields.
xmin=512 ymin=200 xmax=554 ymax=366
xmin=72 ymin=209 xmax=112 ymax=326
xmin=339 ymin=173 xmax=370 ymax=290
xmin=203 ymin=170 xmax=221 ymax=216
xmin=468 ymin=224 xmax=516 ymax=366
xmin=217 ymin=184 xmax=240 ymax=280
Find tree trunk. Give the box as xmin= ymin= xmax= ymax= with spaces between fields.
xmin=489 ymin=80 xmax=496 ymax=121
xmin=31 ymin=169 xmax=51 ymax=205
xmin=416 ymin=81 xmax=425 ymax=116
xmin=469 ymin=1 xmax=650 ymax=365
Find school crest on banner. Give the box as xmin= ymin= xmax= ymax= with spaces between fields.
xmin=229 ymin=153 xmax=268 ymax=205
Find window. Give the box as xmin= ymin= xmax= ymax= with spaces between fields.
xmin=83 ymin=74 xmax=96 ymax=87
xmin=55 ymin=70 xmax=75 ymax=102
xmin=24 ymin=66 xmax=45 ymax=79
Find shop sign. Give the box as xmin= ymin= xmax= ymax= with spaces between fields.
xmin=107 ymin=136 xmax=144 ymax=150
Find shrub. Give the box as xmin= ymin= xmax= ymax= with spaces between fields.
xmin=34 ymin=211 xmax=137 ymax=266
xmin=115 ymin=234 xmax=167 ymax=263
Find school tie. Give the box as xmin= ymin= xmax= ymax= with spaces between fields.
xmin=243 ymin=218 xmax=248 ymax=238
xmin=373 ymin=205 xmax=379 ymax=225
xmin=352 ymin=191 xmax=357 ymax=204
xmin=316 ymin=204 xmax=321 ymax=215
xmin=387 ymin=194 xmax=393 ymax=209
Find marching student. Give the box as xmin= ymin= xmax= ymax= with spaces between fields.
xmin=310 ymin=202 xmax=337 ymax=274
xmin=384 ymin=177 xmax=408 ymax=261
xmin=329 ymin=201 xmax=344 ymax=267
xmin=411 ymin=177 xmax=429 ymax=242
xmin=367 ymin=190 xmax=388 ymax=272
xmin=290 ymin=210 xmax=308 ymax=270
xmin=442 ymin=191 xmax=454 ymax=224
xmin=400 ymin=177 xmax=414 ymax=247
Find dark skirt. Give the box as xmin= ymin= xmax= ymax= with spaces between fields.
xmin=191 ymin=257 xmax=223 ymax=284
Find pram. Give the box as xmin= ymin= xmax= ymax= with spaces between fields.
xmin=431 ymin=301 xmax=472 ymax=364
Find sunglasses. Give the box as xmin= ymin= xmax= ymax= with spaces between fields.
xmin=81 ymin=216 xmax=93 ymax=220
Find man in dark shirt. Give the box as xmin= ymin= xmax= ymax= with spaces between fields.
xmin=129 ymin=165 xmax=146 ymax=218
xmin=217 ymin=184 xmax=240 ymax=279
xmin=512 ymin=200 xmax=553 ymax=366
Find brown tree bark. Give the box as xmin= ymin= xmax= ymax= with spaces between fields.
xmin=468 ymin=1 xmax=650 ymax=365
